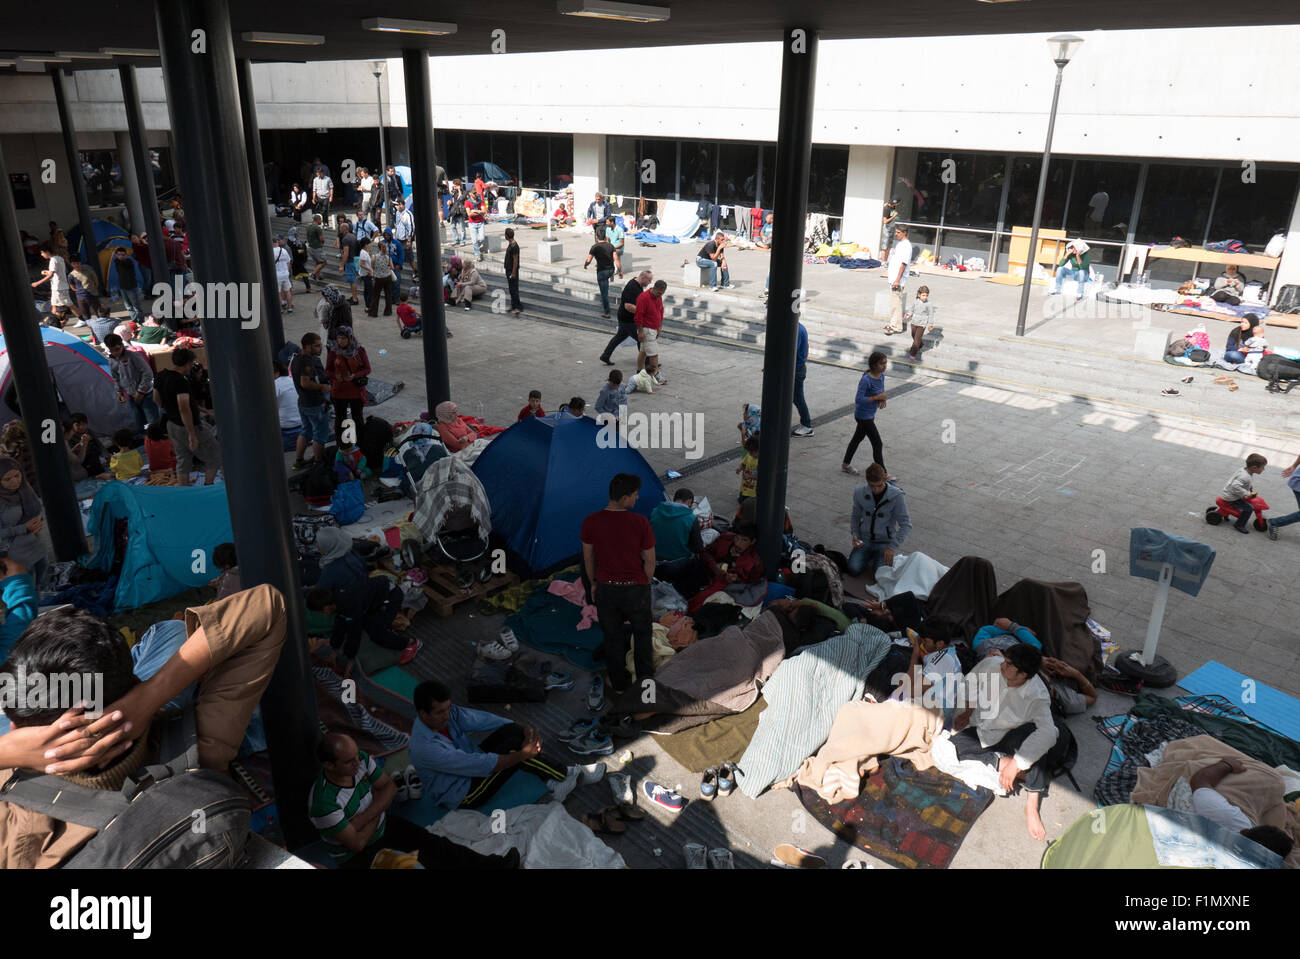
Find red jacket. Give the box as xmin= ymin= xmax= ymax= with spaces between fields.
xmin=634 ymin=290 xmax=663 ymax=331
xmin=325 ymin=347 xmax=371 ymax=401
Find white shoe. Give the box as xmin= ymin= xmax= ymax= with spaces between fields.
xmin=404 ymin=764 xmax=424 ymax=800
xmin=608 ymin=772 xmax=634 ymax=805
xmin=576 ymin=762 xmax=606 ymax=786
xmin=391 ymin=768 xmax=410 ymax=802
xmin=498 ymin=627 xmax=519 ymax=653
xmin=792 ymin=425 xmax=814 ymax=437
xmin=549 ymin=768 xmax=580 ymax=803
xmin=478 ymin=638 xmax=512 ymax=661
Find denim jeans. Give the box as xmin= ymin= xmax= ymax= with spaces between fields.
xmin=596 ymin=268 xmax=614 ymax=313
xmin=1271 ymin=488 xmax=1300 ymax=529
xmin=452 ymin=219 xmax=468 ymax=243
xmin=121 ymin=287 xmax=144 ymax=322
xmin=1223 ymin=350 xmax=1246 ymax=364
xmin=130 ymin=393 xmax=161 ymax=431
xmin=793 ymin=365 xmax=811 ymax=428
xmin=696 ymin=256 xmax=729 ymax=288
xmin=1052 ymin=267 xmax=1087 ymax=295
xmin=470 ymin=221 xmax=486 ymax=257
xmin=846 ymin=543 xmax=887 ymax=576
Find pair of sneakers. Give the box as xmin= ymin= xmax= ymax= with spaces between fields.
xmin=478 ymin=628 xmax=520 ymax=662
xmin=684 ymin=843 xmax=734 ymax=869
xmin=559 ymin=716 xmax=614 ymax=756
xmin=390 ymin=764 xmax=423 ymax=802
xmin=700 ymin=762 xmax=737 ymax=802
xmin=548 ymin=761 xmax=606 ymax=803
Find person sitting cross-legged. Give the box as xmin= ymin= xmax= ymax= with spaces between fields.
xmin=309 ymin=731 xmax=518 ymax=870
xmin=950 ymin=643 xmax=1062 ymax=841
xmin=409 ymin=680 xmax=605 ymax=811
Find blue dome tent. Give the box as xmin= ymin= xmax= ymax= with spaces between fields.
xmin=0 ymin=327 xmax=136 ymax=436
xmin=65 ymin=218 xmax=132 ymax=281
xmin=472 ymin=416 xmax=665 ymax=574
xmin=82 ymin=482 xmax=234 ymax=611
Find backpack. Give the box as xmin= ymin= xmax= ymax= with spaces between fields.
xmin=293 ymin=511 xmax=341 ymax=553
xmin=303 ymin=456 xmax=339 ymax=507
xmin=330 ymin=478 xmax=364 ymax=525
xmin=1274 ymin=284 xmax=1300 ymax=315
xmin=2 ymin=708 xmax=251 ymax=868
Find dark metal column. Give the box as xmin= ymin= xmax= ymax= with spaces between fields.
xmin=155 ymin=0 xmax=318 ymax=848
xmin=0 ymin=148 xmax=87 ymax=560
xmin=403 ymin=49 xmax=451 ymax=405
xmin=119 ymin=64 xmax=172 ymax=297
xmin=235 ymin=57 xmax=286 ymax=355
xmin=51 ymin=69 xmax=101 ymax=286
xmin=756 ymin=27 xmax=818 ymax=577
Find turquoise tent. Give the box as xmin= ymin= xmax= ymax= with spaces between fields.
xmin=82 ymin=482 xmax=234 ymax=610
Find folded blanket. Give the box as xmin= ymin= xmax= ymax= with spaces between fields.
xmin=737 ymin=623 xmax=891 ymax=798
xmin=786 ymin=700 xmax=942 ymax=803
xmin=864 ymin=552 xmax=950 ymax=602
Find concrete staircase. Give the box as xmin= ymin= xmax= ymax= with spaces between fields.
xmin=274 ymin=217 xmax=1271 ymax=420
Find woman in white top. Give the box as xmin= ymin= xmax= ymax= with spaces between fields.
xmin=357 ymin=237 xmax=374 ymax=314
xmin=290 ymin=183 xmax=309 ymax=215
xmin=358 ymin=168 xmax=374 ymax=213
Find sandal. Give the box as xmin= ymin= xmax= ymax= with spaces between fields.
xmin=582 ymin=806 xmax=627 ymax=835
xmin=841 ymin=464 xmax=859 ymax=475
xmin=1227 ymin=382 xmax=1239 ymax=391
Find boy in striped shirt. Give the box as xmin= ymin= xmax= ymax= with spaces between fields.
xmin=308 ymin=732 xmax=517 ymax=869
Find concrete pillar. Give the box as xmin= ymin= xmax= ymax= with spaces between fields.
xmin=572 ymin=133 xmax=606 ymax=227
xmin=841 ymin=145 xmax=893 ymax=257
xmin=115 ymin=131 xmax=144 ymax=235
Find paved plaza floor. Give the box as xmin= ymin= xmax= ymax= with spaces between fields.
xmin=274 ymin=217 xmax=1300 ymax=868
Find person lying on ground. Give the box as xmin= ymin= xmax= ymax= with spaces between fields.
xmin=950 ymin=643 xmax=1060 ymax=841
xmin=0 ymin=585 xmax=287 ymax=868
xmin=973 ymin=616 xmax=1042 ymax=654
xmin=888 ymin=615 xmax=964 ymax=725
xmin=409 ymin=680 xmax=605 ymax=811
xmin=310 ymin=731 xmax=518 ymax=870
xmin=1039 ymin=656 xmax=1097 ymax=714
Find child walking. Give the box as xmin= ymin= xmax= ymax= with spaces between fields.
xmin=906 ymin=285 xmax=936 ymax=362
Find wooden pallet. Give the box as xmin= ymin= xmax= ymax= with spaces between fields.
xmin=419 ymin=564 xmax=519 ymax=617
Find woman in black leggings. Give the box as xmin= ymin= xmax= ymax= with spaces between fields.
xmin=842 ymin=351 xmax=889 ymax=475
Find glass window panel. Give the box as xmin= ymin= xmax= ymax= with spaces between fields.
xmin=548 ymin=135 xmax=572 ymax=191
xmin=1209 ymin=167 xmax=1299 ymax=248
xmin=490 ymin=134 xmax=516 ymax=183
xmin=464 ymin=133 xmax=491 ymax=181
xmin=808 ymin=146 xmax=848 ymax=217
xmin=520 ymin=135 xmax=549 ymax=190
xmin=759 ymin=145 xmax=775 ymax=209
xmin=940 ymin=153 xmax=1005 ymax=230
xmin=891 ymin=149 xmax=942 ymax=224
xmin=1064 ymin=159 xmax=1139 ymax=241
xmin=639 ymin=138 xmax=675 ymax=198
xmin=442 ymin=131 xmax=466 ymax=179
xmin=1005 ymin=156 xmax=1070 ymax=231
xmin=678 ymin=140 xmax=716 ymax=202
xmin=1134 ymin=164 xmax=1219 ymax=245
xmin=716 ymin=141 xmax=759 ymax=207
xmin=605 ymin=136 xmax=638 ymax=204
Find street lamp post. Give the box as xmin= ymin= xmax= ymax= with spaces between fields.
xmin=1015 ymin=34 xmax=1083 ymax=337
xmin=371 ymin=60 xmax=390 ymax=228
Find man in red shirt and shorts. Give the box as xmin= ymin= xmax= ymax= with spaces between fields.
xmin=580 ymin=473 xmax=656 ymax=700
xmin=635 ymin=279 xmax=668 ymax=387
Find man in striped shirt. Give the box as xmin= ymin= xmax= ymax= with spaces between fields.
xmin=308 ymin=732 xmax=518 ymax=869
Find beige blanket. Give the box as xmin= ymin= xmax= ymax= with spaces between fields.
xmin=1131 ymin=735 xmax=1300 ymax=869
xmin=786 ymin=700 xmax=943 ymax=804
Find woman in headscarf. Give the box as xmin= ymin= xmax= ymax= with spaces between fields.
xmin=450 ymin=255 xmax=487 ymax=311
xmin=434 ymin=401 xmax=479 ymax=453
xmin=325 ymin=326 xmax=371 ymax=448
xmin=315 ymin=285 xmax=352 ymax=341
xmin=0 ymin=422 xmax=38 ymax=489
xmin=0 ymin=456 xmax=47 ymax=588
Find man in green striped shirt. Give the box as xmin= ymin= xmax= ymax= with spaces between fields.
xmin=308 ymin=732 xmax=518 ymax=869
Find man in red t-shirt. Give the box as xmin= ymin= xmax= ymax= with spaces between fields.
xmin=580 ymin=473 xmax=656 ymax=698
xmin=634 ymin=280 xmax=668 ymax=387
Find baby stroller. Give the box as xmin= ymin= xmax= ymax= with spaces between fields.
xmin=412 ymin=454 xmax=494 ymax=589
xmin=384 ymin=421 xmax=448 ymax=499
